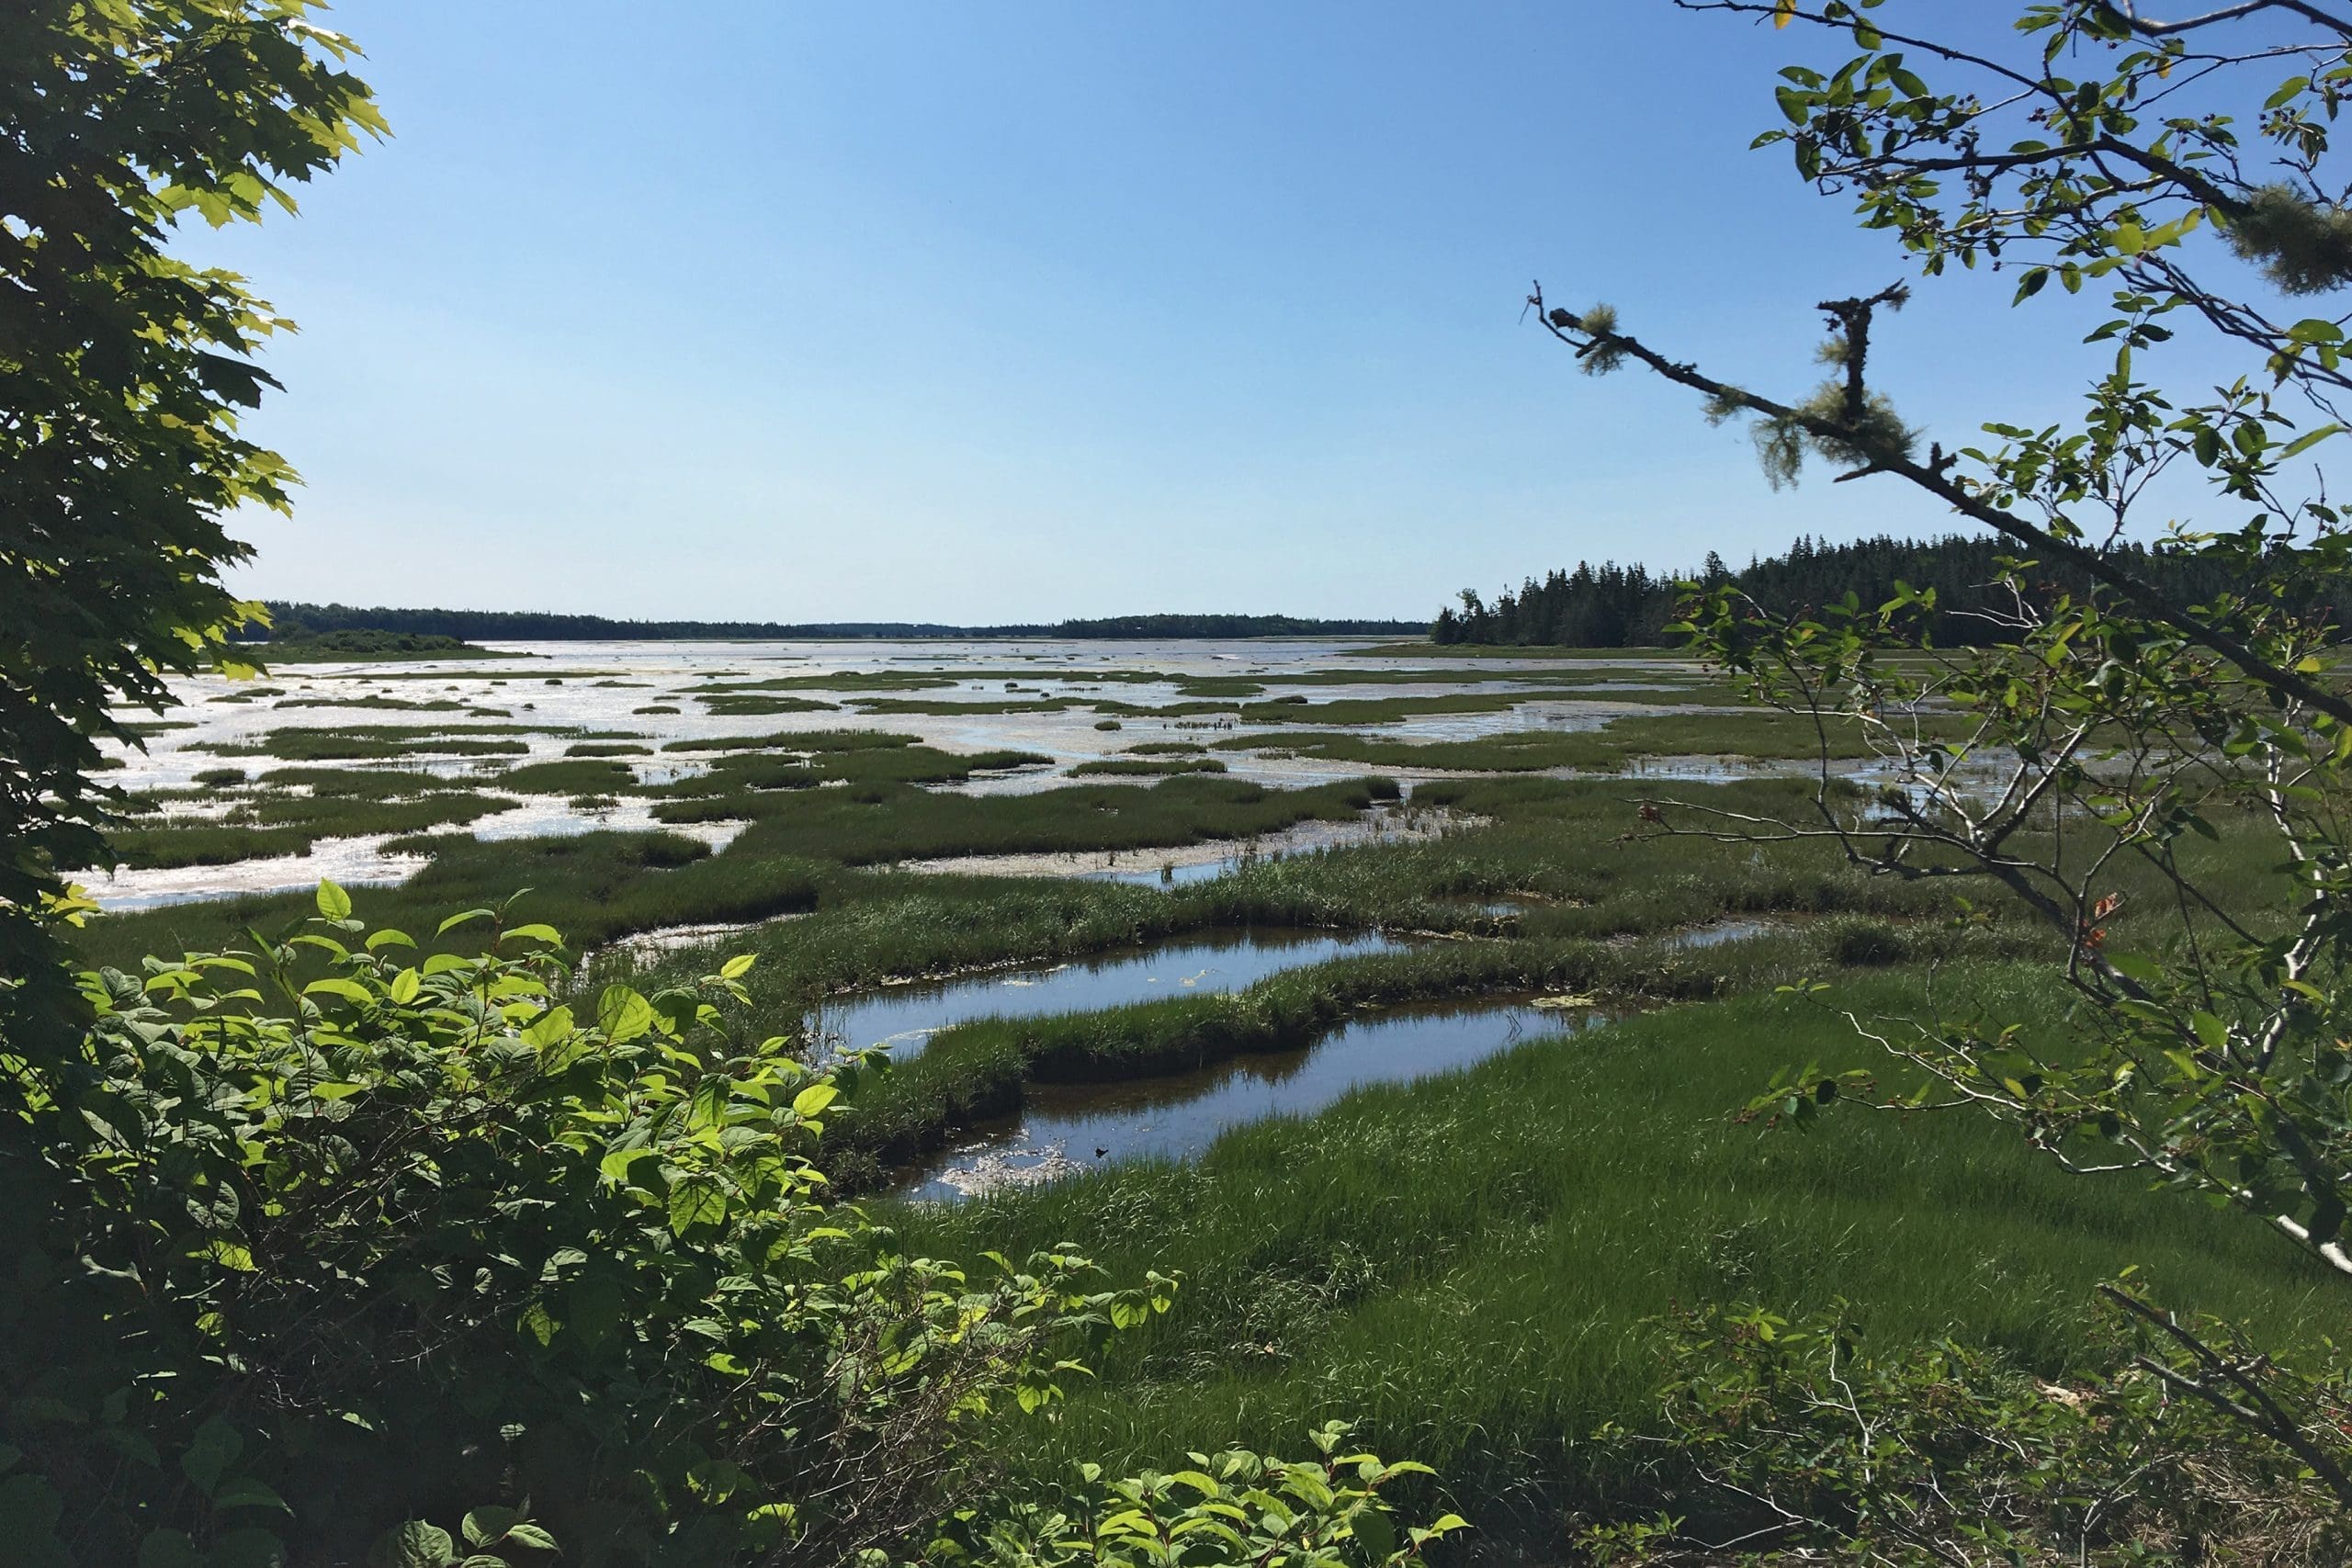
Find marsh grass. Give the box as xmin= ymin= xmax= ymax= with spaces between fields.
xmin=850 ymin=697 xmax=1080 ymax=716
xmin=107 ymin=787 xmax=520 ymax=868
xmin=1069 ymin=758 xmax=1228 ymax=777
xmin=489 ymin=759 xmax=643 ymax=795
xmin=710 ymin=776 xmax=1397 ymax=866
xmin=1228 ymin=708 xmax=1973 ymax=770
xmin=78 ymin=830 xmax=822 ymax=970
xmin=821 ymin=919 xmax=2022 ymax=1177
xmin=695 ymin=694 xmax=841 ymax=716
xmin=658 ymin=728 xmax=918 ymax=754
xmin=1226 ymin=690 xmax=1731 ymax=726
xmin=683 ymin=672 xmax=959 ymax=693
xmin=888 ymin=965 xmax=2335 ymax=1517
xmin=271 ymin=695 xmax=469 ymax=712
xmin=204 ymin=722 xmax=594 ymax=761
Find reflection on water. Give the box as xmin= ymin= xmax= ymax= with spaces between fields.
xmin=1667 ymin=917 xmax=1776 ymax=949
xmin=898 ymin=998 xmax=1617 ymax=1201
xmin=810 ymin=928 xmax=1407 ymax=1062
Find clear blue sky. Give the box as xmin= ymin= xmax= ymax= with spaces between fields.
xmin=189 ymin=1 xmax=2256 ymax=623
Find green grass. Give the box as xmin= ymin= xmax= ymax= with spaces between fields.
xmin=641 ymin=735 xmax=1051 ymax=810
xmin=1222 ymin=690 xmax=1723 ymax=727
xmin=585 ymin=774 xmax=1973 ymax=1049
xmin=1069 ymin=757 xmax=1228 ymax=776
xmin=107 ymin=788 xmax=520 ymax=869
xmin=682 ymin=673 xmax=959 ymax=693
xmin=78 ymin=830 xmax=822 ymax=971
xmin=1250 ymin=666 xmax=1717 ymax=689
xmin=887 ymin=965 xmax=2333 ymax=1519
xmin=202 ymin=722 xmax=594 ymax=761
xmin=695 ymin=694 xmax=841 ymax=716
xmin=489 ymin=759 xmax=643 ymax=795
xmin=714 ymin=774 xmax=1396 ymax=866
xmin=850 ymin=696 xmax=1080 ymax=716
xmin=657 ymin=728 xmax=904 ymax=754
xmin=821 ymin=918 xmax=2023 ymax=1180
xmin=564 ymin=741 xmax=651 ymax=757
xmin=272 ymin=695 xmax=470 ymax=712
xmin=253 ymin=766 xmax=492 ymax=798
xmin=1225 ymin=709 xmax=1972 ymax=771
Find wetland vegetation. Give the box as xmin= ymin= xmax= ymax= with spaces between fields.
xmin=22 ymin=2 xmax=2352 ymax=1564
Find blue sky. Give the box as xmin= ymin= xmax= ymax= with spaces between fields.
xmin=191 ymin=2 xmax=2261 ymax=623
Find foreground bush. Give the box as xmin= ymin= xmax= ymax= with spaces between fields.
xmin=1575 ymin=1298 xmax=2346 ymax=1562
xmin=0 ymin=886 xmax=1455 ymax=1568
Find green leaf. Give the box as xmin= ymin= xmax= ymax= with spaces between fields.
xmin=461 ymin=1507 xmax=520 ymax=1548
xmin=178 ymin=1416 xmax=241 ymax=1496
xmin=503 ymin=1522 xmax=559 ymax=1552
xmin=719 ymin=953 xmax=756 ymax=979
xmin=501 ymin=923 xmax=563 ymax=947
xmin=436 ymin=908 xmax=494 ymax=936
xmin=599 ymin=1144 xmax=659 ymax=1183
xmin=316 ymin=879 xmax=352 ymax=920
xmin=522 ymin=1005 xmax=575 ymax=1051
xmin=597 ymin=985 xmax=654 ymax=1043
xmin=212 ymin=1476 xmax=292 ymax=1514
xmin=387 ymin=967 xmax=421 ymax=1005
xmin=668 ymin=1176 xmax=729 ymax=1235
xmin=790 ymin=1082 xmax=839 ymax=1120
xmin=2278 ymin=422 xmax=2345 ymax=459
xmin=302 ymin=977 xmax=372 ymax=1006
xmin=368 ymin=1521 xmax=456 ymax=1568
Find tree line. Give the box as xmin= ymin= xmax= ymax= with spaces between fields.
xmin=1430 ymin=532 xmax=2352 ymax=648
xmin=246 ymin=603 xmax=1424 ymax=642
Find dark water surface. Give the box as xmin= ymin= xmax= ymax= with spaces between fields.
xmin=808 ymin=928 xmax=1408 ymax=1062
xmin=895 ymin=998 xmax=1617 ymax=1201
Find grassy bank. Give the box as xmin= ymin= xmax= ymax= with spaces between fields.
xmin=887 ymin=964 xmax=2334 ymax=1526
xmin=819 ymin=916 xmax=2024 ymax=1182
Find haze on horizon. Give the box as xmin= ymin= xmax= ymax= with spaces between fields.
xmin=191 ymin=2 xmax=2254 ymax=625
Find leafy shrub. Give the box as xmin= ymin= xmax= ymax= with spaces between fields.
xmin=1574 ymin=1300 xmax=2346 ymax=1561
xmin=0 ymin=887 xmax=1207 ymax=1566
xmin=962 ymin=1422 xmax=1465 ymax=1568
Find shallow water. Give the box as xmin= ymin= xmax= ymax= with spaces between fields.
xmin=808 ymin=928 xmax=1408 ymax=1063
xmin=895 ymin=998 xmax=1615 ymax=1201
xmin=91 ymin=638 xmax=1812 ymax=908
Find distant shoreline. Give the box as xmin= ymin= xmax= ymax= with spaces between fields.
xmin=235 ymin=604 xmax=1429 ymax=646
